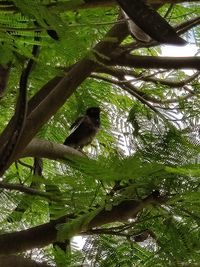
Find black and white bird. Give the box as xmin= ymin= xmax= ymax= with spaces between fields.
xmin=64 ymin=107 xmax=101 ymax=149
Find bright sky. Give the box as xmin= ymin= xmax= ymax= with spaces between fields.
xmin=161 ymin=44 xmax=199 ymax=57
xmin=162 ymin=44 xmax=199 ymax=74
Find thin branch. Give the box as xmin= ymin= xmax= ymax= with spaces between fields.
xmin=17 ymin=160 xmax=34 ymax=171
xmin=97 ymin=66 xmax=200 ymax=88
xmin=86 ymin=228 xmax=156 ymax=244
xmin=85 ymin=229 xmax=130 ymax=237
xmin=176 ymin=16 xmax=200 ymax=35
xmin=91 ymin=73 xmax=197 ymax=105
xmin=0 ymin=181 xmax=52 ymax=200
xmin=137 ymin=71 xmax=200 ymax=88
xmin=90 ymin=74 xmax=172 ymax=125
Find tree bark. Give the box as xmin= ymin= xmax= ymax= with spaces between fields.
xmin=20 ymin=138 xmax=84 ymax=160
xmin=109 ymin=54 xmax=200 ymax=70
xmin=0 ymin=255 xmax=53 ymax=267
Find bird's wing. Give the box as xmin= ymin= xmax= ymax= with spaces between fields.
xmin=117 ymin=0 xmax=186 ymax=45
xmin=70 ymin=116 xmax=84 ymax=131
xmin=64 ymin=116 xmax=85 ymax=146
xmin=64 ymin=115 xmax=96 ymax=147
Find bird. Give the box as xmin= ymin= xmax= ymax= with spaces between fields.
xmin=64 ymin=107 xmax=101 ymax=150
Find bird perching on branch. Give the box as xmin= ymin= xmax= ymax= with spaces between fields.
xmin=117 ymin=0 xmax=187 ymax=45
xmin=64 ymin=107 xmax=101 ymax=150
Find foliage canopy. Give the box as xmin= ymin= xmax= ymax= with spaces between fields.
xmin=0 ymin=0 xmax=199 ymax=266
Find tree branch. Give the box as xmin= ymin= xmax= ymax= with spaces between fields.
xmin=0 ymin=191 xmax=168 ymax=255
xmin=0 ymin=41 xmax=40 ymax=176
xmin=20 ymin=138 xmax=85 ymax=160
xmin=0 ymin=76 xmax=63 ymax=149
xmin=109 ymin=54 xmax=200 ymax=70
xmin=0 ymin=181 xmax=51 ymax=199
xmin=176 ymin=16 xmax=200 ymax=35
xmin=132 ymin=71 xmax=199 ymax=88
xmin=99 ymin=67 xmax=200 ymax=88
xmin=0 ymin=255 xmax=53 ymax=267
xmin=91 ymin=73 xmax=197 ymax=105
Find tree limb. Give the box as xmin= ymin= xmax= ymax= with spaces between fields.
xmin=0 ymin=255 xmax=52 ymax=267
xmin=109 ymin=54 xmax=200 ymax=70
xmin=97 ymin=67 xmax=199 ymax=88
xmin=91 ymin=73 xmax=197 ymax=104
xmin=20 ymin=138 xmax=85 ymax=160
xmin=0 ymin=76 xmax=63 ymax=149
xmin=0 ymin=181 xmax=52 ymax=200
xmin=0 ymin=43 xmax=39 ymax=176
xmin=0 ymin=191 xmax=168 ymax=255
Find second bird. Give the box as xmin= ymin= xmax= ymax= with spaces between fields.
xmin=64 ymin=107 xmax=101 ymax=150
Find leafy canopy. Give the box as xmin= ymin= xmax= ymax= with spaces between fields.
xmin=0 ymin=0 xmax=199 ymax=266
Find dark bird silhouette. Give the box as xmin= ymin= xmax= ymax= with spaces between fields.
xmin=64 ymin=107 xmax=100 ymax=149
xmin=117 ymin=0 xmax=186 ymax=45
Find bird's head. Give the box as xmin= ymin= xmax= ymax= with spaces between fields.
xmin=86 ymin=107 xmax=101 ymax=117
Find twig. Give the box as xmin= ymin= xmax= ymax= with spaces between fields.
xmin=0 ymin=181 xmax=52 ymax=200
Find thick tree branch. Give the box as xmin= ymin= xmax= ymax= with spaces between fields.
xmin=109 ymin=54 xmax=200 ymax=70
xmin=0 ymin=255 xmax=52 ymax=267
xmin=20 ymin=138 xmax=84 ymax=160
xmin=0 ymin=191 xmax=168 ymax=255
xmin=14 ymin=22 xmax=128 ymax=156
xmin=117 ymin=0 xmax=186 ymax=45
xmin=0 ymin=42 xmax=40 ymax=176
xmin=0 ymin=76 xmax=63 ymax=149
